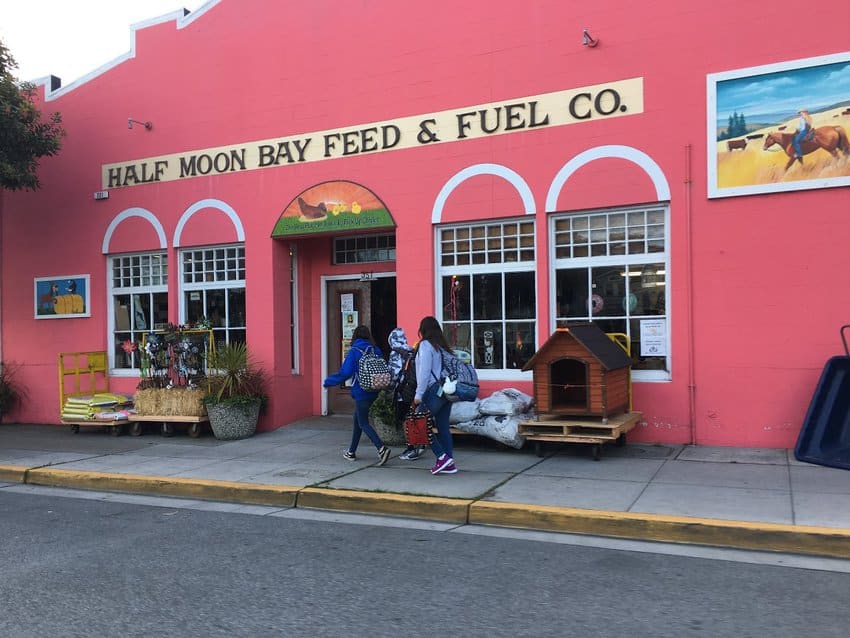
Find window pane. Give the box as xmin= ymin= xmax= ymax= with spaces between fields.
xmin=114 ymin=332 xmax=133 ymax=369
xmin=472 ymin=273 xmax=502 ymax=321
xmin=630 ymin=318 xmax=668 ymax=371
xmin=131 ymin=294 xmax=149 ymax=330
xmin=591 ymin=266 xmax=626 ymax=317
xmin=442 ymin=275 xmax=470 ymax=322
xmin=207 ymin=289 xmax=227 ymax=328
xmin=152 ymin=293 xmax=168 ymax=329
xmin=443 ymin=322 xmax=471 ymax=357
xmin=185 ymin=290 xmax=205 ymax=326
xmin=228 ymin=288 xmax=246 ymax=328
xmin=555 ymin=269 xmax=588 ymax=318
xmin=473 ymin=323 xmax=503 ymax=369
xmin=505 ymin=272 xmax=535 ymax=319
xmin=634 ymin=263 xmax=666 ymax=316
xmin=506 ymin=321 xmax=535 ymax=369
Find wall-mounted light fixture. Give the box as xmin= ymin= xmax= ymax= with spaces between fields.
xmin=582 ymin=28 xmax=599 ymax=48
xmin=128 ymin=118 xmax=152 ymax=130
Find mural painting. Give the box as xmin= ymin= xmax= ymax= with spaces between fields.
xmin=708 ymin=51 xmax=850 ymax=198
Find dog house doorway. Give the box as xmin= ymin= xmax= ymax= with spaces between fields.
xmin=325 ymin=275 xmax=397 ymax=415
xmin=550 ymin=358 xmax=589 ymax=412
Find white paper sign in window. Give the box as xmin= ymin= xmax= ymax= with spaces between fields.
xmin=640 ymin=319 xmax=667 ymax=356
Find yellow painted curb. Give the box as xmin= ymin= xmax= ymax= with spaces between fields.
xmin=0 ymin=464 xmax=28 ymax=483
xmin=298 ymin=487 xmax=471 ymax=524
xmin=469 ymin=501 xmax=850 ymax=559
xmin=25 ymin=468 xmax=298 ymax=507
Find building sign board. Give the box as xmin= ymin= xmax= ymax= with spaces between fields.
xmin=102 ymin=77 xmax=644 ymax=189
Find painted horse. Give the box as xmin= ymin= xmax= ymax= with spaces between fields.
xmin=763 ymin=126 xmax=850 ymax=171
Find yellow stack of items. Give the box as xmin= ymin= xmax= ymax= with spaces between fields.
xmin=61 ymin=393 xmax=135 ymax=422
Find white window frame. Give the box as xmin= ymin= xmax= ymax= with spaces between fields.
xmin=549 ymin=205 xmax=671 ymax=382
xmin=107 ymin=251 xmax=169 ymax=375
xmin=435 ymin=217 xmax=537 ymax=381
xmin=178 ymin=243 xmax=246 ymax=346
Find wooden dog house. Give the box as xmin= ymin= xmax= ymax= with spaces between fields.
xmin=522 ymin=324 xmax=632 ymax=422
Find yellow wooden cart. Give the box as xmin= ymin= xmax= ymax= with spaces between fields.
xmin=58 ymin=351 xmax=128 ymax=436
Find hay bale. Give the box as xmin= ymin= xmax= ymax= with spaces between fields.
xmin=134 ymin=387 xmax=207 ymax=417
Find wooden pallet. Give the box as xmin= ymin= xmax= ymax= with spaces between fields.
xmin=518 ymin=411 xmax=642 ymax=443
xmin=519 ymin=411 xmax=642 ymax=459
xmin=127 ymin=415 xmax=209 ymax=438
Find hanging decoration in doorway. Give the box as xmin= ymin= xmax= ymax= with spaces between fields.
xmin=272 ymin=180 xmax=395 ymax=237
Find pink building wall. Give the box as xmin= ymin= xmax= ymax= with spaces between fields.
xmin=2 ymin=0 xmax=849 ymax=447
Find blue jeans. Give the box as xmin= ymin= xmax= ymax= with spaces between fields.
xmin=793 ymin=129 xmax=809 ymax=157
xmin=348 ymin=398 xmax=383 ymax=453
xmin=421 ymin=382 xmax=453 ymax=459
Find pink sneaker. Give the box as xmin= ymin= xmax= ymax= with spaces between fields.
xmin=440 ymin=462 xmax=457 ymax=474
xmin=430 ymin=455 xmax=455 ymax=475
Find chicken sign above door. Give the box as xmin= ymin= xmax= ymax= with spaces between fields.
xmin=272 ymin=180 xmax=395 ymax=237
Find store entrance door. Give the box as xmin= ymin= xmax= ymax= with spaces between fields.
xmin=326 ymin=276 xmax=397 ymax=415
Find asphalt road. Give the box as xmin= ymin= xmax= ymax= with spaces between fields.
xmin=1 ymin=487 xmax=849 ymax=638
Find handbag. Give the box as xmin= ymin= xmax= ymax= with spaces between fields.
xmin=403 ymin=407 xmax=432 ymax=446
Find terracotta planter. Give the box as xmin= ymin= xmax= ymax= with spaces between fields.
xmin=207 ymin=399 xmax=261 ymax=440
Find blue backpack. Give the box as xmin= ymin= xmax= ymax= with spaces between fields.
xmin=438 ymin=349 xmax=479 ymax=402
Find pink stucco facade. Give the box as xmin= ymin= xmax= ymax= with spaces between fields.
xmin=1 ymin=0 xmax=849 ymax=446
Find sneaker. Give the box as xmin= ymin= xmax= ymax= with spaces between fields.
xmin=400 ymin=446 xmax=425 ymax=461
xmin=440 ymin=462 xmax=458 ymax=474
xmin=343 ymin=451 xmax=356 ymax=461
xmin=376 ymin=445 xmax=391 ymax=467
xmin=430 ymin=454 xmax=454 ymax=475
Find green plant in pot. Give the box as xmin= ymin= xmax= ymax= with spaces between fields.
xmin=368 ymin=389 xmax=406 ymax=447
xmin=0 ymin=361 xmax=24 ymax=423
xmin=203 ymin=342 xmax=268 ymax=440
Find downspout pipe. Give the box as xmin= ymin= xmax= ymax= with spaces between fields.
xmin=684 ymin=145 xmax=696 ymax=444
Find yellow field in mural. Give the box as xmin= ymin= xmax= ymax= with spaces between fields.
xmin=716 ymin=108 xmax=850 ymax=188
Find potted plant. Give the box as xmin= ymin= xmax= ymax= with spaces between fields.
xmin=368 ymin=389 xmax=407 ymax=447
xmin=0 ymin=361 xmax=25 ymax=423
xmin=203 ymin=342 xmax=268 ymax=440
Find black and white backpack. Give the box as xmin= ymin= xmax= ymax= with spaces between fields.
xmin=355 ymin=346 xmax=392 ymax=392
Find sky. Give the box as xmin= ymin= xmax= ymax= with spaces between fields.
xmin=716 ymin=60 xmax=850 ymax=122
xmin=0 ymin=1 xmax=207 ymax=85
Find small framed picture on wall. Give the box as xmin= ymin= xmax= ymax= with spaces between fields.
xmin=34 ymin=274 xmax=91 ymax=319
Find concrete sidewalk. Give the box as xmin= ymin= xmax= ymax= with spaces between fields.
xmin=2 ymin=418 xmax=850 ymax=558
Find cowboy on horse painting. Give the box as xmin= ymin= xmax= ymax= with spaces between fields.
xmin=762 ymin=109 xmax=850 ymax=172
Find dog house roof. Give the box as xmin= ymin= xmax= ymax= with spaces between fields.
xmin=521 ymin=323 xmax=632 ymax=371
